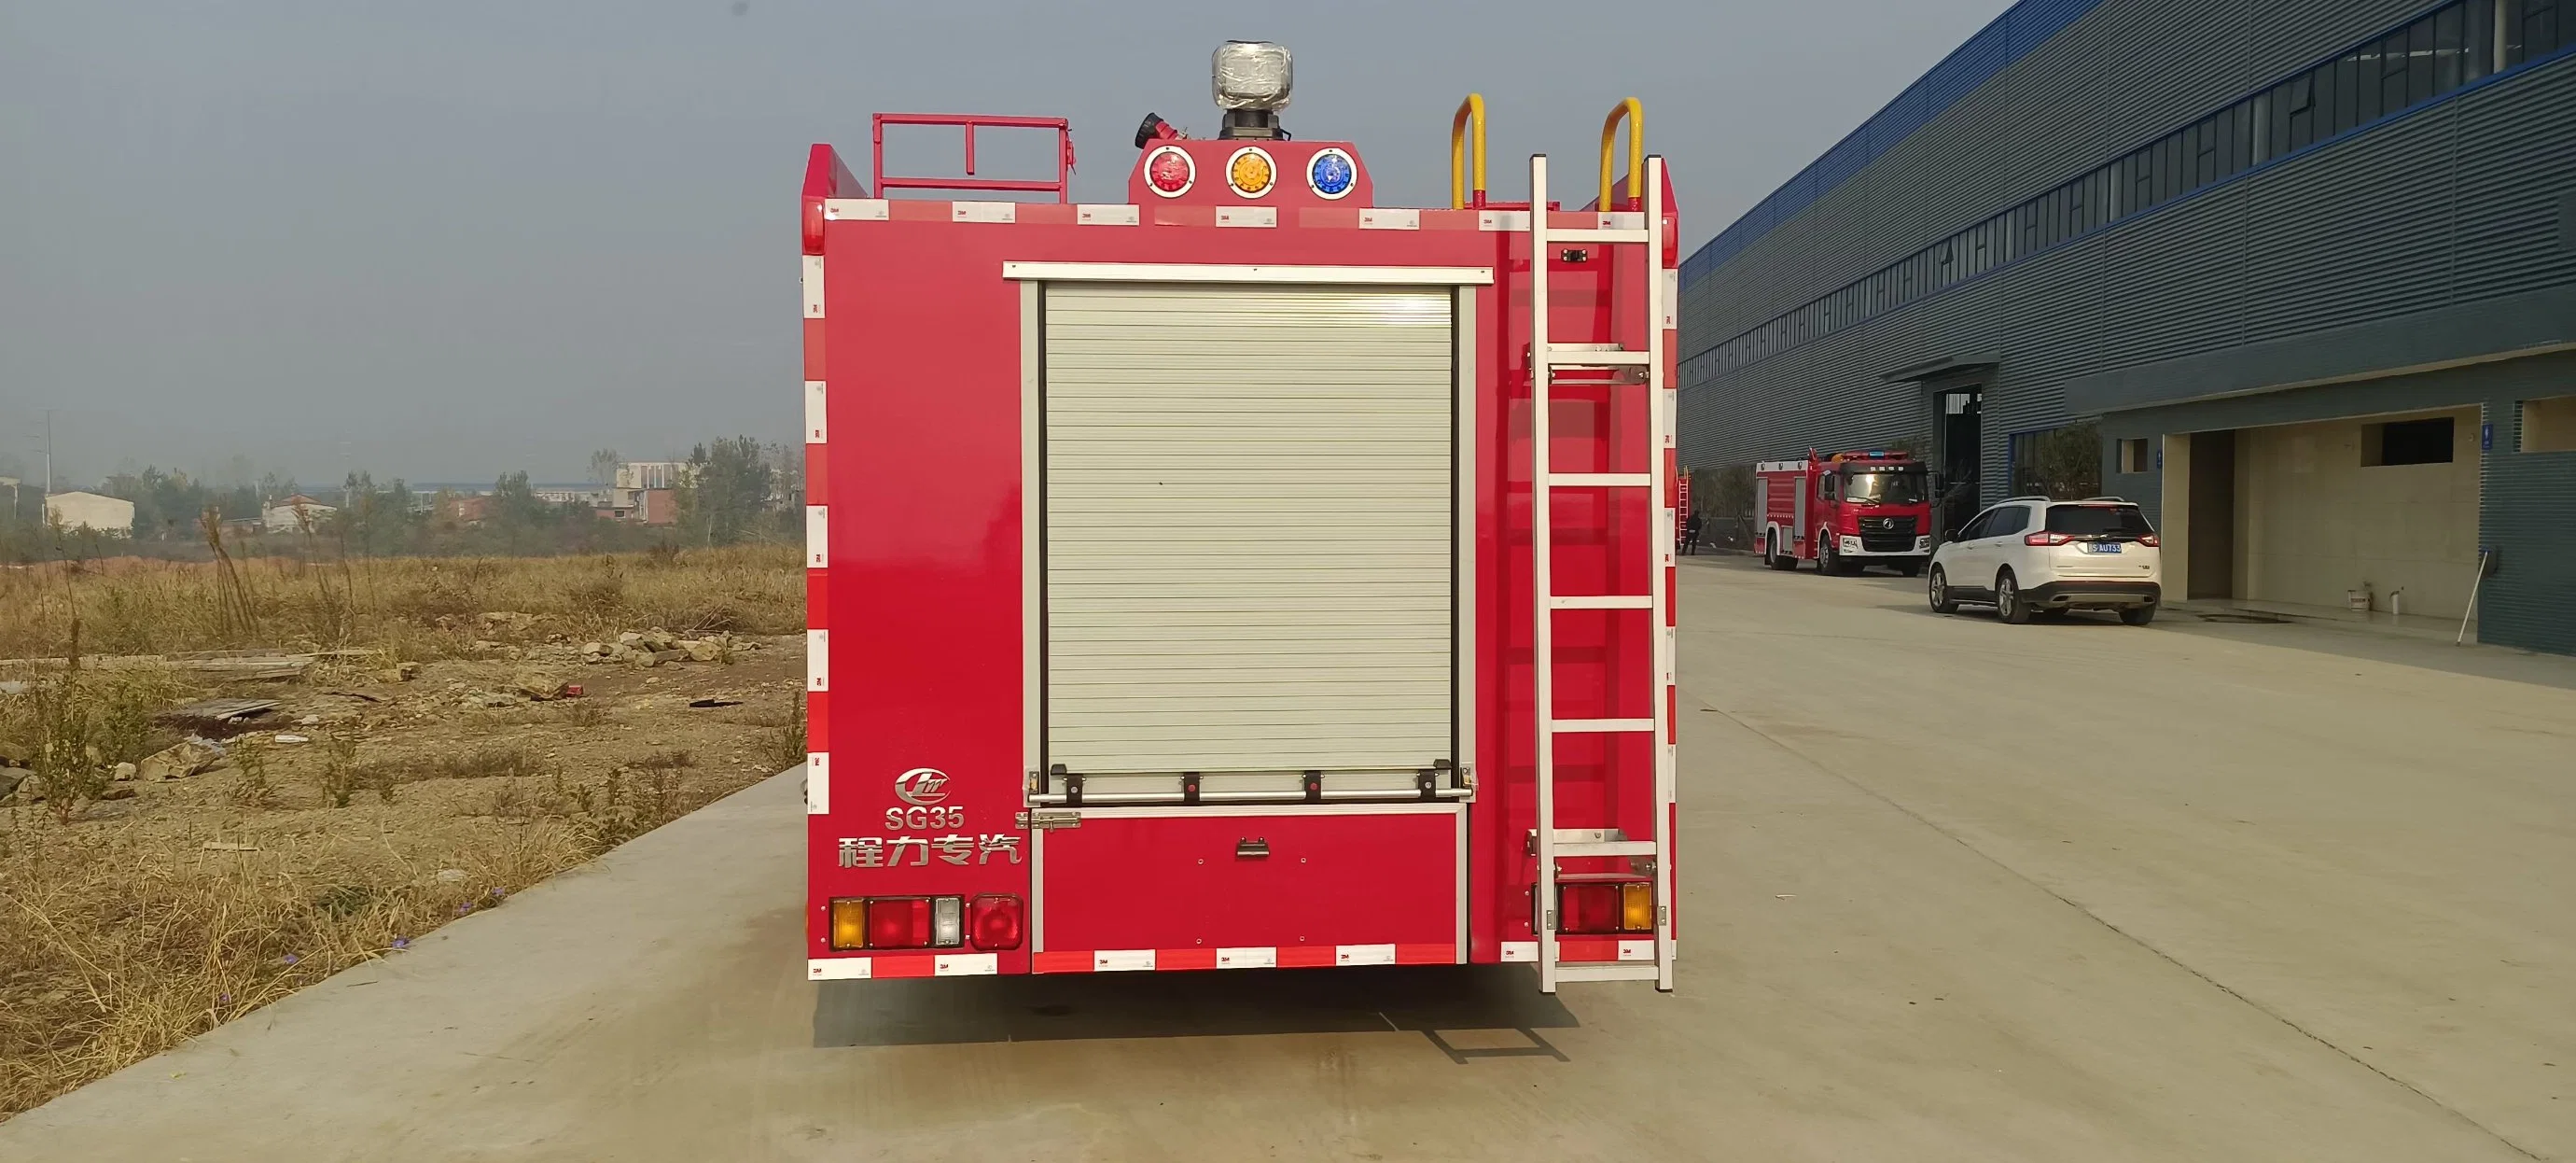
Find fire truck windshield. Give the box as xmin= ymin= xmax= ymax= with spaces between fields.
xmin=1841 ymin=469 xmax=1926 ymax=506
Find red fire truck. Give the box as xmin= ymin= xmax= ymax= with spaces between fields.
xmin=1754 ymin=450 xmax=1935 ymax=576
xmin=798 ymin=43 xmax=1678 ymax=994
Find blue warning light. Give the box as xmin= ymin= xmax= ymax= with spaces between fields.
xmin=1308 ymin=148 xmax=1356 ymax=199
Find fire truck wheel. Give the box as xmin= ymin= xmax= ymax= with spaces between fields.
xmin=1995 ymin=570 xmax=2033 ymax=624
xmin=1817 ymin=531 xmax=1845 ymax=575
xmin=1928 ymin=567 xmax=1958 ymax=614
xmin=1764 ymin=531 xmax=1797 ymax=571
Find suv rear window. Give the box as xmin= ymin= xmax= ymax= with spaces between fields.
xmin=2046 ymin=504 xmax=2155 ymax=539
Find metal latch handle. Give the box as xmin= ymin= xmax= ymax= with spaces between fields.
xmin=1235 ymin=837 xmax=1270 ymax=859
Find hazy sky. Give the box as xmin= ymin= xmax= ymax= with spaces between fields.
xmin=1 ymin=0 xmax=2007 ymax=487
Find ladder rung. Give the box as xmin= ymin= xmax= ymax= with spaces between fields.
xmin=1547 ymin=718 xmax=1656 ymax=735
xmin=1540 ymin=345 xmax=1650 ymax=366
xmin=1544 ymin=472 xmax=1651 ymax=487
xmin=1549 ymin=595 xmax=1653 ymax=610
xmin=1554 ymin=839 xmax=1659 ymax=857
xmin=1545 ymin=228 xmax=1651 ymax=245
xmin=1550 ymin=962 xmax=1662 ymax=983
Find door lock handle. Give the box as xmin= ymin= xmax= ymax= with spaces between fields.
xmin=1235 ymin=838 xmax=1270 ymax=859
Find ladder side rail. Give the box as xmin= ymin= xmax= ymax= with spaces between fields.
xmin=1529 ymin=153 xmax=1559 ymax=995
xmin=1646 ymin=155 xmax=1678 ymax=992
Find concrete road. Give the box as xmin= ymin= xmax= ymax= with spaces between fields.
xmin=6 ymin=556 xmax=2570 ymax=1161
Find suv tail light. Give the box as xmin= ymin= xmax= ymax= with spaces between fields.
xmin=2025 ymin=531 xmax=2076 ymax=546
xmin=968 ymin=894 xmax=1025 ymax=950
xmin=2137 ymin=534 xmax=2160 ymax=547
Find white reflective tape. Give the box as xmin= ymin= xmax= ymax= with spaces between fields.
xmin=1215 ymin=946 xmax=1275 ymax=969
xmin=804 ymin=751 xmax=829 ymax=814
xmin=1618 ymin=939 xmax=1655 ymax=962
xmin=1479 ymin=210 xmax=1531 ymax=231
xmin=1660 ymin=270 xmax=1678 ymax=330
xmin=806 ymin=629 xmax=828 ymax=692
xmin=801 ymin=255 xmax=824 ymax=318
xmin=1335 ymin=944 xmax=1396 ymax=967
xmin=1601 ymin=211 xmax=1645 ymax=231
xmin=1500 ymin=940 xmax=1538 ymax=962
xmin=809 ymin=957 xmax=871 ymax=980
xmin=822 ymin=198 xmax=888 ymax=220
xmin=1214 ymin=206 xmax=1276 ymax=228
xmin=953 ymin=202 xmax=1016 ymax=223
xmin=935 ymin=953 xmax=998 ymax=976
xmin=1077 ymin=203 xmax=1140 ymax=226
xmin=1359 ymin=208 xmax=1419 ymax=230
xmin=1093 ymin=949 xmax=1155 ymax=972
xmin=805 ymin=505 xmax=828 ymax=568
xmin=804 ymin=380 xmax=827 ymax=443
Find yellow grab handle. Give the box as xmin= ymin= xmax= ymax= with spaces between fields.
xmin=1451 ymin=93 xmax=1487 ymax=209
xmin=1600 ymin=98 xmax=1644 ymax=210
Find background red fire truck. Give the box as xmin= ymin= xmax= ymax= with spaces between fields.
xmin=799 ymin=43 xmax=1679 ymax=994
xmin=1754 ymin=450 xmax=1936 ymax=576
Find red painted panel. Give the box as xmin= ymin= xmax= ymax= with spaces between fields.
xmin=1040 ymin=810 xmax=1457 ymax=954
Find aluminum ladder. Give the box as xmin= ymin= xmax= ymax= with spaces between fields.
xmin=1528 ymin=152 xmax=1678 ymax=993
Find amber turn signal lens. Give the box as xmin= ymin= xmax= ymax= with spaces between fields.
xmin=1620 ymin=882 xmax=1655 ymax=933
xmin=828 ymin=898 xmax=869 ymax=950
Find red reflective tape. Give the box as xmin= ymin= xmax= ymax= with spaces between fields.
xmin=886 ymin=200 xmax=949 ymax=221
xmin=1665 ymin=685 xmax=1678 ymax=745
xmin=1294 ymin=207 xmax=1364 ymax=230
xmin=869 ymin=954 xmax=936 ymax=979
xmin=1033 ymin=951 xmax=1093 ymax=974
xmin=1664 ymin=566 xmax=1677 ymax=626
xmin=1275 ymin=946 xmax=1337 ymax=969
xmin=803 ymin=447 xmax=828 ymax=498
xmin=1557 ymin=936 xmax=1620 ymax=961
xmin=801 ymin=319 xmax=827 ymax=380
xmin=1013 ymin=203 xmax=1078 ymax=226
xmin=1151 ymin=205 xmax=1218 ymax=228
xmin=1417 ymin=209 xmax=1483 ymax=231
xmin=1156 ymin=947 xmax=1219 ymax=971
xmin=805 ymin=691 xmax=828 ymax=750
xmin=1394 ymin=943 xmax=1455 ymax=965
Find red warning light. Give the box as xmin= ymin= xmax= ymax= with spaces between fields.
xmin=1145 ymin=146 xmax=1195 ymax=197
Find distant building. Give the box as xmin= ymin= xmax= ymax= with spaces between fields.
xmin=262 ymin=494 xmax=338 ymax=533
xmin=534 ymin=486 xmax=610 ymax=506
xmin=436 ymin=494 xmax=492 ymax=526
xmin=43 ymin=491 xmax=135 ymax=535
xmin=637 ymin=488 xmax=677 ymax=526
xmin=615 ymin=461 xmax=697 ymax=491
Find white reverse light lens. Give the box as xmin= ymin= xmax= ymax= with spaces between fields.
xmin=1212 ymin=41 xmax=1292 ymax=110
xmin=931 ymin=896 xmax=964 ymax=947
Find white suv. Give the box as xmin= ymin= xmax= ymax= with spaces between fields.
xmin=1927 ymin=497 xmax=2164 ymax=624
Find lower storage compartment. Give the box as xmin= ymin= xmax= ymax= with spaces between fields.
xmin=1035 ymin=804 xmax=1461 ymax=960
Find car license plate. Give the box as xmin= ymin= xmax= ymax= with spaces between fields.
xmin=2082 ymin=542 xmax=2123 ymax=553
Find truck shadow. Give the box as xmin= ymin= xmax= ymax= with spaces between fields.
xmin=813 ymin=965 xmax=1578 ymax=1053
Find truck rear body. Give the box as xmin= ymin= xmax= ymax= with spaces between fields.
xmin=801 ymin=63 xmax=1678 ymax=991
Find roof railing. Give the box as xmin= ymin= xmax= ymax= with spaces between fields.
xmin=870 ymin=113 xmax=1075 ymax=203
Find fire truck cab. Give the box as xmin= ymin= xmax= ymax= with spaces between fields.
xmin=798 ymin=43 xmax=1679 ymax=994
xmin=1754 ymin=450 xmax=1935 ymax=576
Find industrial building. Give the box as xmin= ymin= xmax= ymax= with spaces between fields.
xmin=1678 ymin=0 xmax=2575 ymax=653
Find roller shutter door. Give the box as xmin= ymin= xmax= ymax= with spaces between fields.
xmin=1044 ymin=283 xmax=1455 ymax=776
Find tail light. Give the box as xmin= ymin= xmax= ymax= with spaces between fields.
xmin=1553 ymin=879 xmax=1656 ymax=935
xmin=2137 ymin=534 xmax=2160 ymax=547
xmin=2025 ymin=531 xmax=2076 ymax=546
xmin=969 ymin=894 xmax=1025 ymax=950
xmin=868 ymin=898 xmax=933 ymax=949
xmin=828 ymin=898 xmax=869 ymax=951
xmin=828 ymin=896 xmax=976 ymax=950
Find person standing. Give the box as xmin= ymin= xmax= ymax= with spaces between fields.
xmin=1681 ymin=511 xmax=1704 ymax=556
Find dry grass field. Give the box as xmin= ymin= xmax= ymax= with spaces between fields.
xmin=0 ymin=547 xmax=806 ymax=1118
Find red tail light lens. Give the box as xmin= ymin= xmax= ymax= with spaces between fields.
xmin=968 ymin=894 xmax=1025 ymax=950
xmin=2137 ymin=534 xmax=2160 ymax=547
xmin=866 ymin=898 xmax=930 ymax=949
xmin=2025 ymin=531 xmax=2076 ymax=546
